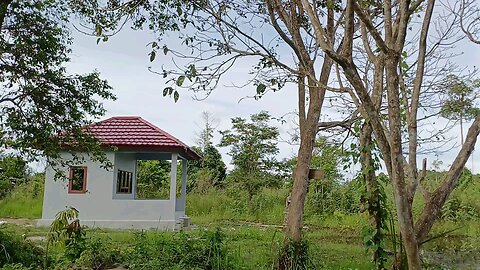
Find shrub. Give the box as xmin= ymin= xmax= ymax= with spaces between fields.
xmin=442 ymin=198 xmax=479 ymax=222
xmin=0 ymin=230 xmax=43 ymax=268
xmin=305 ymin=180 xmax=360 ymax=216
xmin=75 ymin=238 xmax=120 ymax=270
xmin=0 ymin=264 xmax=32 ymax=270
xmin=275 ymin=239 xmax=313 ymax=270
xmin=125 ymin=228 xmax=237 ymax=270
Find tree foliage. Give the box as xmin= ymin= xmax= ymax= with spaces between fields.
xmin=0 ymin=154 xmax=29 ymax=197
xmin=219 ymin=111 xmax=282 ymax=199
xmin=188 ymin=145 xmax=227 ymax=190
xmin=0 ymin=0 xmax=115 ymax=164
xmin=219 ymin=111 xmax=279 ymax=174
xmin=136 ymin=160 xmax=171 ymax=198
xmin=440 ymin=74 xmax=480 ymax=122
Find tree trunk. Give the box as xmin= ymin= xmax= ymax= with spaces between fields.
xmin=285 ymin=72 xmax=330 ymax=241
xmin=385 ymin=55 xmax=422 ymax=269
xmin=280 ymin=57 xmax=332 ymax=270
xmin=285 ymin=130 xmax=317 ymax=242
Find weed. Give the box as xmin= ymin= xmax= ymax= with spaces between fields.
xmin=0 ymin=230 xmax=43 ymax=268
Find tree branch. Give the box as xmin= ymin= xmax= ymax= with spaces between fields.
xmin=353 ymin=2 xmax=389 ymax=53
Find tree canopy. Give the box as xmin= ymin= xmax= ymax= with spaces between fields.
xmin=219 ymin=111 xmax=279 ymax=175
xmin=440 ymin=75 xmax=480 ymax=122
xmin=0 ymin=0 xmax=115 ymax=163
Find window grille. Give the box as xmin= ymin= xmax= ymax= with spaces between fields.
xmin=117 ymin=170 xmax=133 ymax=194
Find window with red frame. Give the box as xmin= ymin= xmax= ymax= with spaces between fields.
xmin=69 ymin=166 xmax=87 ymax=193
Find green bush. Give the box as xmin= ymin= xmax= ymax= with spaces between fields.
xmin=0 ymin=264 xmax=32 ymax=270
xmin=75 ymin=237 xmax=121 ymax=269
xmin=125 ymin=229 xmax=237 ymax=270
xmin=304 ymin=179 xmax=360 ymax=217
xmin=0 ymin=230 xmax=43 ymax=268
xmin=276 ymin=239 xmax=314 ymax=270
xmin=442 ymin=198 xmax=479 ymax=222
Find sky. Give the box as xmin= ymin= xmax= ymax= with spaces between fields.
xmin=63 ymin=11 xmax=480 ymax=176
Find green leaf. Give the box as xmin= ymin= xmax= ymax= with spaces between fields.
xmin=163 ymin=45 xmax=169 ymax=55
xmin=163 ymin=87 xmax=170 ymax=97
xmin=174 ymin=91 xmax=179 ymax=102
xmin=190 ymin=65 xmax=197 ymax=77
xmin=149 ymin=51 xmax=156 ymax=62
xmin=256 ymin=84 xmax=266 ymax=95
xmin=176 ymin=75 xmax=186 ymax=86
xmin=95 ymin=24 xmax=102 ymax=36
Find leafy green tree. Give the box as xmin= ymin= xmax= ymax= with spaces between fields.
xmin=440 ymin=74 xmax=480 ymax=145
xmin=219 ymin=111 xmax=280 ymax=199
xmin=219 ymin=111 xmax=279 ymax=174
xmin=0 ymin=0 xmax=115 ymax=165
xmin=0 ymin=155 xmax=28 ymax=180
xmin=0 ymin=155 xmax=29 ymax=197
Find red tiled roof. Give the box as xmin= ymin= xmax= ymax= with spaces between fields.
xmin=86 ymin=116 xmax=200 ymax=160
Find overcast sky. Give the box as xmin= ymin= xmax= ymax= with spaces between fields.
xmin=65 ymin=17 xmax=480 ymax=175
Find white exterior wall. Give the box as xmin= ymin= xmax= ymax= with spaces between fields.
xmin=37 ymin=152 xmax=179 ymax=230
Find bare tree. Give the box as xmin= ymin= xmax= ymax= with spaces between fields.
xmin=455 ymin=0 xmax=480 ymax=44
xmin=194 ymin=111 xmax=220 ymax=152
xmin=298 ymin=0 xmax=480 ymax=268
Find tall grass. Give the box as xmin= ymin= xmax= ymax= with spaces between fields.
xmin=0 ymin=178 xmax=43 ymax=219
xmin=187 ymin=187 xmax=289 ymax=225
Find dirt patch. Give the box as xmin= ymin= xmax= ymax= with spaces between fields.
xmin=0 ymin=218 xmax=33 ymax=226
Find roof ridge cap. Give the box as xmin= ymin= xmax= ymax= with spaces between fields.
xmin=110 ymin=116 xmax=142 ymax=120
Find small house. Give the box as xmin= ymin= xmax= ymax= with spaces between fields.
xmin=36 ymin=116 xmax=200 ymax=230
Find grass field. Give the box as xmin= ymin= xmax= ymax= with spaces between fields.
xmin=0 ymin=179 xmax=479 ymax=269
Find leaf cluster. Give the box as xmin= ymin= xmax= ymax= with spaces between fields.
xmin=1 ymin=1 xmax=116 ymax=165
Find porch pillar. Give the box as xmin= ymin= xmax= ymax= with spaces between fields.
xmin=180 ymin=159 xmax=187 ymax=209
xmin=170 ymin=153 xmax=178 ymax=208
